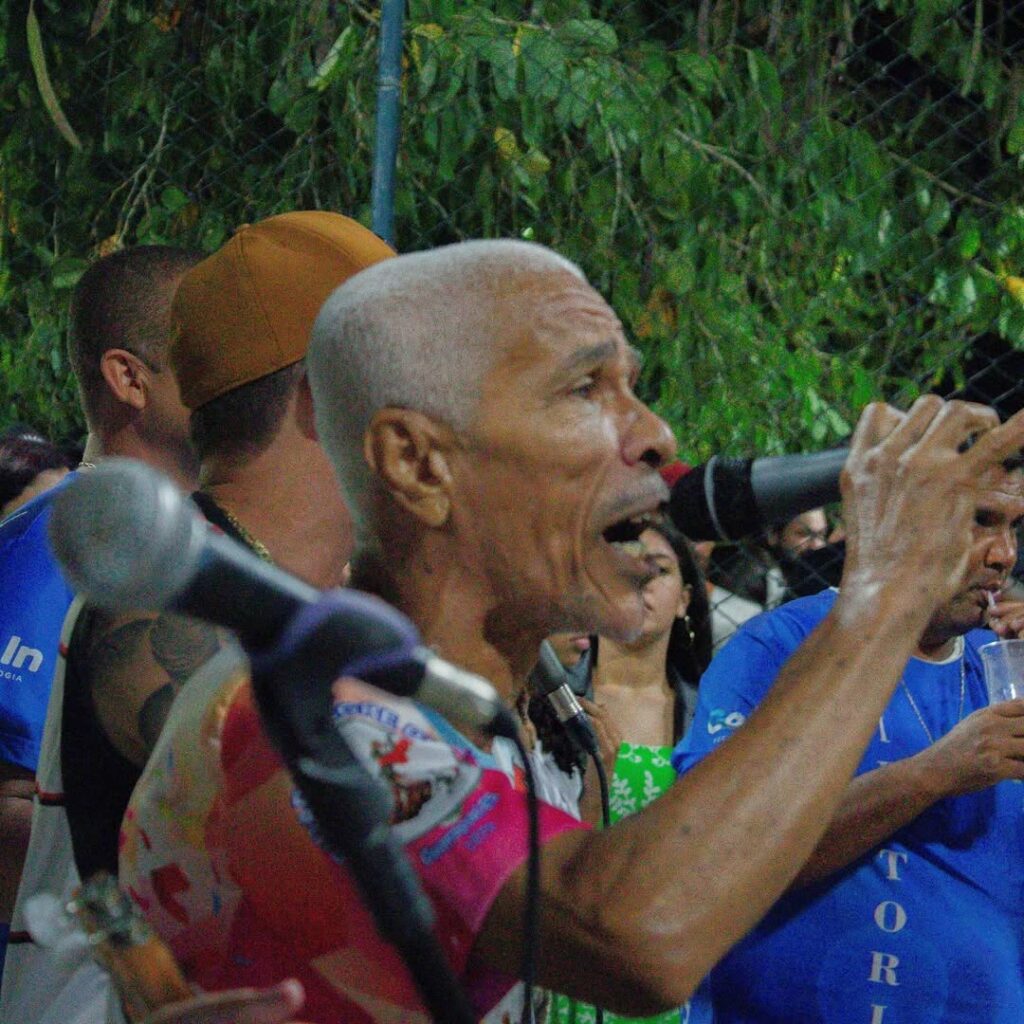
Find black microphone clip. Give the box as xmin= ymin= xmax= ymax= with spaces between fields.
xmin=531 ymin=640 xmax=600 ymax=759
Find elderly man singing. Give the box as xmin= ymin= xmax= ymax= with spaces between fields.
xmin=120 ymin=240 xmax=1024 ymax=1023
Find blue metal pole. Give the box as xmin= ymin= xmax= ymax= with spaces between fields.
xmin=371 ymin=0 xmax=405 ymax=247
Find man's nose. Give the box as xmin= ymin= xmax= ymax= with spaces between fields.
xmin=986 ymin=529 xmax=1017 ymax=571
xmin=621 ymin=400 xmax=676 ymax=470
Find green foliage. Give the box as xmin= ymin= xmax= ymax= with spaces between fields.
xmin=2 ymin=1 xmax=1023 ymax=459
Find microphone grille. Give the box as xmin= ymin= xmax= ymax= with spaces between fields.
xmin=49 ymin=459 xmax=206 ymax=611
xmin=530 ymin=639 xmax=569 ymax=697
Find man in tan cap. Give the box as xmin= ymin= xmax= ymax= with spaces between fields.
xmin=7 ymin=212 xmax=391 ymax=1024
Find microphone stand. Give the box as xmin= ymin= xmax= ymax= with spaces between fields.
xmin=247 ymin=593 xmax=476 ymax=1024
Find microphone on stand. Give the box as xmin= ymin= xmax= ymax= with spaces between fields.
xmin=50 ymin=459 xmax=487 ymax=1024
xmin=530 ymin=640 xmax=599 ymax=759
xmin=48 ymin=459 xmax=516 ymax=739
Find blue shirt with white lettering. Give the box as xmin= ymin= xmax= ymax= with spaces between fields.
xmin=673 ymin=588 xmax=1024 ymax=1024
xmin=0 ymin=478 xmax=74 ymax=772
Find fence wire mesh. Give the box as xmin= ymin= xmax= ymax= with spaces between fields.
xmin=2 ymin=1 xmax=1024 ymax=615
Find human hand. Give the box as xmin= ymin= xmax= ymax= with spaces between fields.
xmin=580 ymin=696 xmax=624 ymax=776
xmin=143 ymin=979 xmax=309 ymax=1024
xmin=838 ymin=397 xmax=1024 ymax=621
xmin=986 ymin=597 xmax=1024 ymax=639
xmin=915 ymin=700 xmax=1024 ymax=797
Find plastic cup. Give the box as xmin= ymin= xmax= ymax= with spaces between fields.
xmin=979 ymin=639 xmax=1024 ymax=704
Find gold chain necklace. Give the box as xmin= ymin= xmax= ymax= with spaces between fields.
xmin=899 ymin=654 xmax=966 ymax=746
xmin=206 ymin=496 xmax=272 ymax=563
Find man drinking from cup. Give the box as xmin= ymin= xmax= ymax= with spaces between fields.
xmin=675 ymin=460 xmax=1024 ymax=1024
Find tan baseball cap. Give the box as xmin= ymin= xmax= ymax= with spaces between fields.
xmin=170 ymin=211 xmax=395 ymax=410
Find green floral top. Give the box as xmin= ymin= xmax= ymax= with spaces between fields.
xmin=548 ymin=742 xmax=681 ymax=1024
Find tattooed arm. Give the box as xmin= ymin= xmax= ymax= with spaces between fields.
xmin=82 ymin=609 xmax=226 ymax=768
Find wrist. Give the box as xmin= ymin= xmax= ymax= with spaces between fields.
xmin=904 ymin=747 xmax=952 ymax=804
xmin=830 ymin=583 xmax=933 ymax=658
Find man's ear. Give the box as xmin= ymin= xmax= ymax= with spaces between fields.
xmin=364 ymin=408 xmax=455 ymax=528
xmin=99 ymin=349 xmax=149 ymax=412
xmin=295 ymin=372 xmax=319 ymax=442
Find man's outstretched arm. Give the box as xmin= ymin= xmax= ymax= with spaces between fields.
xmin=476 ymin=397 xmax=1024 ymax=1015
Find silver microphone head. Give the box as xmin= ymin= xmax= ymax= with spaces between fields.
xmin=49 ymin=459 xmax=206 ymax=611
xmin=531 ymin=639 xmax=568 ymax=697
xmin=418 ymin=652 xmax=518 ymax=739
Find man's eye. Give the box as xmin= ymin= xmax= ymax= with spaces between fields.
xmin=570 ymin=375 xmax=598 ymax=397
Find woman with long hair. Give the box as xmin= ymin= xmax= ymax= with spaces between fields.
xmin=544 ymin=519 xmax=713 ymax=1024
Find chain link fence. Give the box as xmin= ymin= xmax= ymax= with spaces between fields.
xmin=2 ymin=0 xmax=1024 ymax=616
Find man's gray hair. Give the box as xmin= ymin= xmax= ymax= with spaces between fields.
xmin=307 ymin=239 xmax=584 ymax=527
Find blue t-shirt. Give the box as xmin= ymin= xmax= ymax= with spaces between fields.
xmin=0 ymin=478 xmax=75 ymax=772
xmin=673 ymin=589 xmax=1024 ymax=1024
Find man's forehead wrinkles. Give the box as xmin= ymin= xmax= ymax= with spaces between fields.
xmin=529 ymin=279 xmax=618 ymax=325
xmin=557 ymin=338 xmax=620 ymax=375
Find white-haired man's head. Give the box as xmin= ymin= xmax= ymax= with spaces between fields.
xmin=307 ymin=239 xmax=584 ymax=537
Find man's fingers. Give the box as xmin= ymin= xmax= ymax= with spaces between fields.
xmin=988 ymin=699 xmax=1024 ymax=719
xmin=849 ymin=397 xmax=1001 ymax=472
xmin=904 ymin=399 xmax=999 ymax=459
xmin=871 ymin=394 xmax=949 ymax=459
xmin=146 ymin=980 xmax=306 ymax=1024
xmin=989 ymin=611 xmax=1024 ymax=638
xmin=961 ymin=405 xmax=1024 ymax=471
xmin=847 ymin=401 xmax=906 ymax=458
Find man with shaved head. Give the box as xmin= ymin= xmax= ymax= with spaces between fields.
xmin=122 ymin=239 xmax=1024 ymax=1022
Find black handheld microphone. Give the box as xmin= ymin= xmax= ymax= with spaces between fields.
xmin=48 ymin=459 xmax=516 ymax=738
xmin=531 ymin=640 xmax=599 ymax=759
xmin=668 ymin=447 xmax=848 ymax=541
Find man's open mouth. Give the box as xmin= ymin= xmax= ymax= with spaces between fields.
xmin=602 ymin=510 xmax=662 ymax=559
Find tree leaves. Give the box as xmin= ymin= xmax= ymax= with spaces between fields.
xmin=88 ymin=0 xmax=116 ymax=40
xmin=1008 ymin=119 xmax=1024 ymax=157
xmin=556 ymin=19 xmax=617 ymax=55
xmin=308 ymin=26 xmax=357 ymax=92
xmin=50 ymin=257 xmax=88 ymax=290
xmin=26 ymin=1 xmax=82 ymax=150
xmin=3 ymin=2 xmax=1024 ymax=452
